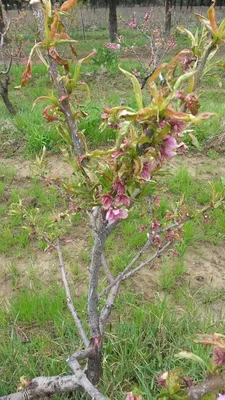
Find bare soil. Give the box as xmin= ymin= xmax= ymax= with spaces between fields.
xmin=0 ymin=150 xmax=224 ymax=309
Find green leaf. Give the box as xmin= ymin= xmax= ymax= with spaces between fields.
xmin=73 ymin=51 xmax=96 ymax=84
xmin=175 ymin=351 xmax=207 ymax=367
xmin=119 ymin=66 xmax=143 ymax=110
xmin=218 ymin=18 xmax=225 ymax=36
xmin=77 ymin=81 xmax=91 ymax=101
xmin=195 ymin=13 xmax=213 ymax=33
xmin=177 ymin=26 xmax=196 ymax=47
xmin=174 ymin=70 xmax=197 ymax=91
xmin=147 ymin=63 xmax=167 ymax=86
xmin=57 ymin=125 xmax=73 ymax=146
xmin=32 ymin=95 xmax=59 ymax=109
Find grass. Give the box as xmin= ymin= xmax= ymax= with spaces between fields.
xmin=0 ymin=160 xmax=224 ymax=397
xmin=1 ymin=17 xmax=225 ymax=400
xmin=1 ymin=288 xmax=225 ymax=398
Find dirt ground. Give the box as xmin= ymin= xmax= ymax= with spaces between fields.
xmin=0 ymin=147 xmax=224 ymax=310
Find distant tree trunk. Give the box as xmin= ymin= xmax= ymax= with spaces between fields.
xmin=165 ymin=0 xmax=172 ymax=32
xmin=0 ymin=0 xmax=5 ymax=38
xmin=109 ymin=0 xmax=117 ymax=42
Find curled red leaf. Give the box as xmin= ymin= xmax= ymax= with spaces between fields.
xmin=21 ymin=62 xmax=32 ymax=87
xmin=48 ymin=47 xmax=69 ymax=72
xmin=42 ymin=105 xmax=58 ymax=122
xmin=60 ymin=0 xmax=78 ymax=12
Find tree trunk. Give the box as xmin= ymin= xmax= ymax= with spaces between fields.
xmin=1 ymin=91 xmax=16 ymax=114
xmin=0 ymin=78 xmax=16 ymax=115
xmin=194 ymin=43 xmax=216 ymax=90
xmin=165 ymin=0 xmax=172 ymax=32
xmin=109 ymin=0 xmax=117 ymax=42
xmin=86 ymin=209 xmax=108 ymax=386
xmin=0 ymin=0 xmax=5 ymax=38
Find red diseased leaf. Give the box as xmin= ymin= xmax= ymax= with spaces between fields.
xmin=188 ymin=133 xmax=200 ymax=148
xmin=194 ymin=334 xmax=225 ymax=350
xmin=48 ymin=47 xmax=69 ymax=72
xmin=60 ymin=0 xmax=78 ymax=12
xmin=126 ymin=392 xmax=142 ymax=400
xmin=42 ymin=105 xmax=58 ymax=122
xmin=208 ymin=0 xmax=217 ymax=32
xmin=70 ymin=44 xmax=77 ymax=56
xmin=50 ymin=12 xmax=59 ymax=40
xmin=166 ymin=50 xmax=191 ymax=80
xmin=59 ymin=94 xmax=76 ymax=104
xmin=59 ymin=95 xmax=71 ymax=102
xmin=54 ymin=32 xmax=70 ymax=40
xmin=198 ymin=112 xmax=215 ymax=119
xmin=185 ymin=93 xmax=200 ymax=115
xmin=21 ymin=62 xmax=32 ymax=87
xmin=165 ymin=108 xmax=189 ymax=120
xmin=166 ymin=233 xmax=182 ymax=241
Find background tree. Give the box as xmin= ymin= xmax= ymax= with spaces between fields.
xmin=0 ymin=7 xmax=17 ymax=115
xmin=0 ymin=0 xmax=5 ymax=39
xmin=165 ymin=0 xmax=172 ymax=32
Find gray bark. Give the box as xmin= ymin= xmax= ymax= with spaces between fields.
xmin=165 ymin=0 xmax=172 ymax=33
xmin=86 ymin=208 xmax=108 ymax=385
xmin=0 ymin=373 xmax=108 ymax=400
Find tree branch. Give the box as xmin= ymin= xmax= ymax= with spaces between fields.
xmin=67 ymin=347 xmax=95 ymax=364
xmin=0 ymin=371 xmax=108 ymax=400
xmin=99 ymin=240 xmax=171 ymax=298
xmin=121 ymin=240 xmax=171 ymax=281
xmin=66 ymin=358 xmax=108 ymax=399
xmin=99 ymin=281 xmax=120 ymax=335
xmin=86 ymin=208 xmax=109 ymax=385
xmin=194 ymin=43 xmax=216 ymax=90
xmin=55 ymin=239 xmax=89 ymax=348
xmin=30 ymin=0 xmax=85 ymax=157
xmin=0 ymin=56 xmax=12 ymax=75
xmin=98 ymin=239 xmax=151 ymax=299
xmin=0 ymin=15 xmax=10 ymax=47
xmin=187 ymin=375 xmax=225 ymax=400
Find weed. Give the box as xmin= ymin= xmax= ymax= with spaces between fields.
xmin=9 ymin=263 xmax=20 ymax=289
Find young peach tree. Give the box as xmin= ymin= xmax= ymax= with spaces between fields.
xmin=1 ymin=1 xmax=225 ymax=399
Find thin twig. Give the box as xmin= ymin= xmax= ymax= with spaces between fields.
xmin=100 ymin=240 xmax=171 ymax=299
xmin=56 ymin=239 xmax=89 ymax=348
xmin=0 ymin=16 xmax=10 ymax=48
xmin=121 ymin=240 xmax=171 ymax=281
xmin=0 ymin=56 xmax=12 ymax=75
xmin=101 ymin=254 xmax=114 ymax=283
xmin=99 ymin=281 xmax=120 ymax=335
xmin=98 ymin=239 xmax=151 ymax=299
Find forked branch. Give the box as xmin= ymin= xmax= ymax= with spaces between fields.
xmin=0 ymin=367 xmax=108 ymax=400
